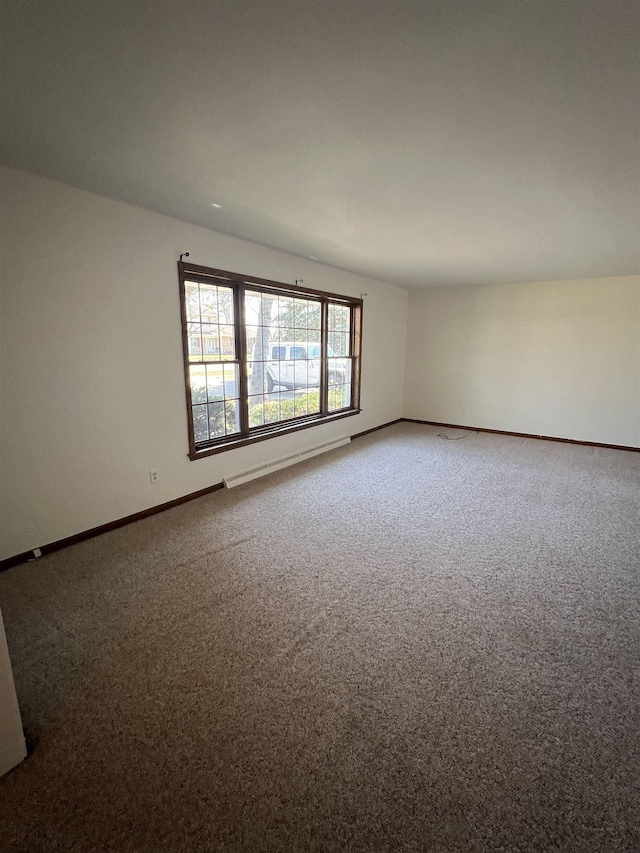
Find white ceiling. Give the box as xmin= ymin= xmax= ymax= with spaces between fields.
xmin=1 ymin=0 xmax=638 ymax=289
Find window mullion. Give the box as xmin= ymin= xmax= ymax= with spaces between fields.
xmin=235 ymin=283 xmax=250 ymax=436
xmin=352 ymin=301 xmax=362 ymax=411
xmin=320 ymin=299 xmax=328 ymax=415
xmin=178 ymin=268 xmax=197 ymax=458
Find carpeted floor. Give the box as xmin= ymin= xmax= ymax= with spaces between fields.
xmin=0 ymin=422 xmax=638 ymax=852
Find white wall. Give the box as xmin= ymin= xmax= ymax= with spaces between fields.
xmin=0 ymin=167 xmax=408 ymax=560
xmin=0 ymin=605 xmax=26 ymax=776
xmin=403 ymin=276 xmax=640 ymax=447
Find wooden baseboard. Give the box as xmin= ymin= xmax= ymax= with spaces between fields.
xmin=351 ymin=418 xmax=404 ymax=440
xmin=401 ymin=419 xmax=640 ymax=452
xmin=2 ymin=417 xmax=636 ymax=571
xmin=1 ymin=420 xmax=401 ymax=571
xmin=0 ymin=483 xmax=224 ymax=573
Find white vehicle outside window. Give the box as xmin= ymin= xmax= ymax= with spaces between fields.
xmin=264 ymin=342 xmax=346 ymax=391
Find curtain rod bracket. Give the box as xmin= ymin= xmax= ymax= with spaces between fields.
xmin=179 ymin=252 xmax=190 ymax=262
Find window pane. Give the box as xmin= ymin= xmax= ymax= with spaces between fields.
xmin=306 ymin=389 xmax=321 ymax=414
xmin=192 ymin=404 xmax=208 ymax=442
xmin=187 ymin=322 xmax=203 ymax=360
xmin=262 ymin=294 xmax=278 ymax=333
xmin=251 ymin=329 xmax=270 ymax=361
xmin=328 ymin=383 xmax=351 ymax=412
xmin=201 ymin=324 xmax=219 ymax=359
xmin=264 ymin=398 xmax=280 ymax=424
xmin=217 ymin=287 xmax=234 ymax=324
xmin=219 ymin=326 xmax=235 ymax=358
xmin=248 ymin=397 xmax=265 ymax=427
xmin=199 ymin=284 xmax=218 ymax=321
xmin=185 ymin=283 xmax=201 ymax=321
xmin=245 ymin=291 xmax=261 ymax=320
xmin=328 ymin=332 xmax=349 ymax=357
xmin=247 ymin=364 xmax=263 ymax=395
xmin=328 ymin=357 xmax=350 ymax=386
xmin=328 ymin=303 xmax=350 ymax=332
xmin=208 ymin=402 xmax=225 ymax=438
xmin=206 ymin=364 xmax=225 ymax=401
xmin=245 ymin=291 xmax=276 ymax=328
xmin=245 ymin=324 xmax=258 ymax=359
xmin=225 ymin=400 xmax=239 ymax=434
xmin=294 ymin=298 xmax=312 ymax=329
xmin=306 ymin=302 xmax=321 ymax=330
xmin=277 ymin=296 xmax=294 ymax=331
xmin=190 ymin=365 xmax=207 ymax=404
xmin=222 ymin=363 xmax=239 ymax=398
xmin=294 ymin=394 xmax=308 ymax=417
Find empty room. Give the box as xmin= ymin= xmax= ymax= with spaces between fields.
xmin=1 ymin=1 xmax=639 ymax=851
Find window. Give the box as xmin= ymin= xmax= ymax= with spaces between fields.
xmin=179 ymin=262 xmax=362 ymax=459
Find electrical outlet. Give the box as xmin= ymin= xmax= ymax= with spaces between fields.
xmin=149 ymin=469 xmax=159 ymax=484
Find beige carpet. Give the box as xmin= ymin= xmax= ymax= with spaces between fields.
xmin=0 ymin=422 xmax=638 ymax=852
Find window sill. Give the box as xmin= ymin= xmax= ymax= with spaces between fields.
xmin=189 ymin=408 xmax=361 ymax=460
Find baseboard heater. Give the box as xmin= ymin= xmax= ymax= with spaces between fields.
xmin=223 ymin=436 xmax=351 ymax=489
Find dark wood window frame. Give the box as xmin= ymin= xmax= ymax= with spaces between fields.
xmin=178 ymin=261 xmax=363 ymax=460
